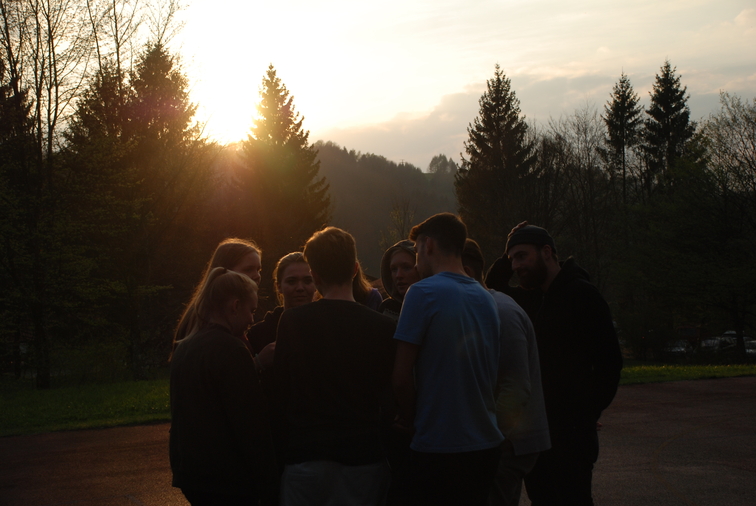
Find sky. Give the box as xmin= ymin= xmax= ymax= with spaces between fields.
xmin=175 ymin=0 xmax=756 ymax=169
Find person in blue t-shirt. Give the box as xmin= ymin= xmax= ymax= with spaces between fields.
xmin=393 ymin=213 xmax=503 ymax=506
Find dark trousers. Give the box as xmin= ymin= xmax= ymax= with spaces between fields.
xmin=181 ymin=488 xmax=257 ymax=506
xmin=524 ymin=428 xmax=599 ymax=506
xmin=408 ymin=445 xmax=502 ymax=506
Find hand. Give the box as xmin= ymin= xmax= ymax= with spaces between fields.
xmin=508 ymin=221 xmax=529 ymax=238
xmin=392 ymin=414 xmax=414 ymax=435
xmin=255 ymin=342 xmax=276 ymax=371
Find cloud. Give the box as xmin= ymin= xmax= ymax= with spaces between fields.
xmin=314 ymin=69 xmax=750 ymax=170
xmin=734 ymin=8 xmax=756 ymax=34
xmin=315 ymin=89 xmax=481 ymax=169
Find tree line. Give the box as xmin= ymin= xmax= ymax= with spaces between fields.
xmin=1 ymin=1 xmax=753 ymax=387
xmin=0 ymin=0 xmax=336 ymax=387
xmin=457 ymin=62 xmax=756 ymax=361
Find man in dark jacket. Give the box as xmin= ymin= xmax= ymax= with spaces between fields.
xmin=486 ymin=223 xmax=622 ymax=506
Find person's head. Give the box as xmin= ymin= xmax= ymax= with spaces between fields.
xmin=303 ymin=227 xmax=358 ymax=290
xmin=173 ymin=238 xmax=262 ymax=348
xmin=208 ymin=238 xmax=262 ymax=285
xmin=194 ymin=267 xmax=258 ymax=336
xmin=409 ymin=213 xmax=467 ymax=278
xmin=461 ymin=238 xmax=485 ymax=284
xmin=506 ymin=225 xmax=559 ymax=291
xmin=273 ymin=252 xmax=316 ymax=310
xmin=380 ymin=240 xmax=420 ymax=301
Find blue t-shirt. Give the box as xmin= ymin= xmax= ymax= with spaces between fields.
xmin=394 ymin=271 xmax=503 ymax=453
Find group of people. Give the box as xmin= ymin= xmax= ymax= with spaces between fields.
xmin=168 ymin=212 xmax=623 ymax=506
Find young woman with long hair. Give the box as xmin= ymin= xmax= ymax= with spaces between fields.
xmin=246 ymin=251 xmax=317 ymax=355
xmin=169 ymin=267 xmax=276 ymax=505
xmin=173 ymin=238 xmax=262 ymax=352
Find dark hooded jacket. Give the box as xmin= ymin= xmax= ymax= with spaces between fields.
xmin=378 ymin=240 xmax=416 ymax=321
xmin=487 ymin=256 xmax=622 ymax=430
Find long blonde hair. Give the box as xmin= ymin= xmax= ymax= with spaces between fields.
xmin=173 ymin=239 xmax=261 ymax=350
xmin=194 ymin=267 xmax=258 ymax=331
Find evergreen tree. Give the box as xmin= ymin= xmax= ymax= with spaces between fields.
xmin=642 ymin=60 xmax=695 ymax=194
xmin=239 ymin=65 xmax=331 ymax=264
xmin=428 ymin=154 xmax=457 ymax=175
xmin=603 ymin=72 xmax=642 ymax=206
xmin=64 ymin=43 xmax=213 ymax=378
xmin=455 ymin=64 xmax=535 ymax=260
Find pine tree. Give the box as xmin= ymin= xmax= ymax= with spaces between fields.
xmin=64 ymin=43 xmax=213 ymax=378
xmin=642 ymin=60 xmax=695 ymax=194
xmin=455 ymin=64 xmax=535 ymax=260
xmin=603 ymin=72 xmax=642 ymax=207
xmin=239 ymin=65 xmax=331 ymax=261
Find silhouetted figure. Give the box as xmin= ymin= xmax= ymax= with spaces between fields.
xmin=378 ymin=240 xmax=421 ymax=321
xmin=275 ymin=227 xmax=396 ymax=505
xmin=487 ymin=223 xmax=622 ymax=506
xmin=461 ymin=239 xmax=550 ymax=506
xmin=393 ymin=214 xmax=503 ymax=506
xmin=170 ymin=268 xmax=276 ymax=505
xmin=173 ymin=238 xmax=262 ymax=355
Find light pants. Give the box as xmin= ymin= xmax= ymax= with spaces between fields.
xmin=487 ymin=448 xmax=540 ymax=506
xmin=281 ymin=459 xmax=390 ymax=506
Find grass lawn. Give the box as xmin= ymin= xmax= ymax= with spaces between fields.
xmin=620 ymin=362 xmax=756 ymax=385
xmin=2 ymin=362 xmax=756 ymax=436
xmin=0 ymin=378 xmax=170 ymax=437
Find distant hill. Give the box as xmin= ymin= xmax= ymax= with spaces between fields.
xmin=315 ymin=141 xmax=457 ymax=275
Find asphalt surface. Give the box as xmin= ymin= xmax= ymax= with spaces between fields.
xmin=1 ymin=376 xmax=755 ymax=506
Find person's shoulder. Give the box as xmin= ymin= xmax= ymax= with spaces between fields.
xmin=489 ymin=289 xmax=518 ymax=309
xmin=379 ymin=297 xmax=401 ymax=314
xmin=189 ymin=326 xmax=250 ymax=359
xmin=421 ymin=271 xmax=473 ymax=289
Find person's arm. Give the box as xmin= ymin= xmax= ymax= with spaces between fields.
xmin=392 ymin=340 xmax=420 ymax=432
xmin=214 ymin=340 xmax=277 ymax=502
xmin=584 ymin=288 xmax=623 ymax=420
xmin=495 ymin=311 xmax=532 ymax=434
xmin=273 ymin=312 xmax=294 ymax=430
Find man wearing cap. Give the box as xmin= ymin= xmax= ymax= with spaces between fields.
xmin=486 ymin=222 xmax=622 ymax=506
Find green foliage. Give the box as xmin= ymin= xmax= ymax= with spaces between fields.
xmin=456 ymin=64 xmax=536 ymax=262
xmin=3 ymin=363 xmax=756 ymax=436
xmin=0 ymin=52 xmax=102 ymax=388
xmin=238 ymin=65 xmax=331 ymax=267
xmin=61 ymin=43 xmax=215 ymax=379
xmin=620 ymin=364 xmax=756 ymax=385
xmin=603 ymin=72 xmax=643 ymax=206
xmin=0 ymin=377 xmax=170 ymax=436
xmin=642 ymin=60 xmax=696 ymax=193
xmin=315 ymin=141 xmax=456 ymax=274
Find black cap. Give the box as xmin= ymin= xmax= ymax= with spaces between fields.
xmin=505 ymin=225 xmax=557 ymax=254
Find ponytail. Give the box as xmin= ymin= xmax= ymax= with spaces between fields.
xmin=173 ymin=268 xmax=257 ymax=355
xmin=173 ymin=239 xmax=261 ymax=354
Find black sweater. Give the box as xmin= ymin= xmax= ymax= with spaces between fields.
xmin=487 ymin=257 xmax=623 ymax=430
xmin=170 ymin=324 xmax=277 ymax=499
xmin=274 ymin=299 xmax=397 ymax=465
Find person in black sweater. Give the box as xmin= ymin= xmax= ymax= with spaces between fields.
xmin=170 ymin=267 xmax=276 ymax=505
xmin=486 ymin=223 xmax=622 ymax=506
xmin=275 ymin=227 xmax=396 ymax=506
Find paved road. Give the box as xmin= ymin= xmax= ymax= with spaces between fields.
xmin=1 ymin=377 xmax=754 ymax=505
